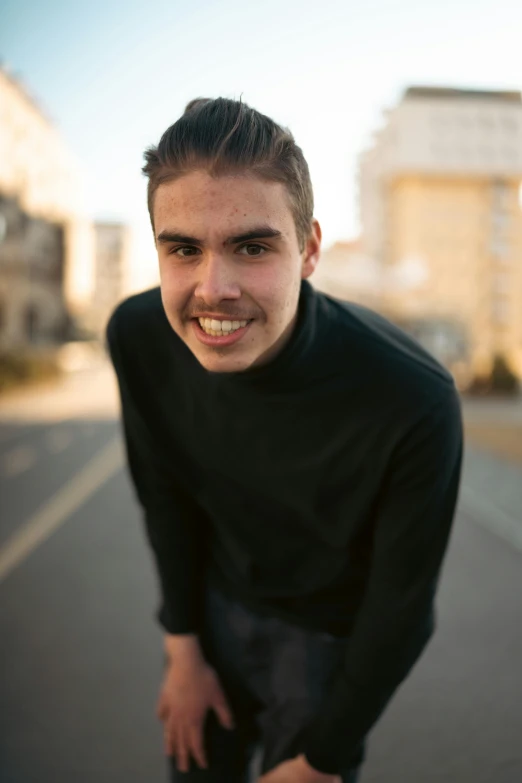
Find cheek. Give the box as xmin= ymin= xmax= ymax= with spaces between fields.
xmin=257 ymin=273 xmax=297 ymax=314
xmin=159 ymin=274 xmax=186 ymax=319
xmin=159 ymin=262 xmax=188 ymax=297
xmin=250 ymin=264 xmax=293 ymax=298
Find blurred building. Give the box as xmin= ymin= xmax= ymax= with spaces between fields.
xmin=86 ymin=221 xmax=131 ymax=336
xmin=312 ymin=238 xmax=383 ymax=311
xmin=0 ymin=63 xmax=94 ymax=349
xmin=359 ymin=86 xmax=522 ymax=386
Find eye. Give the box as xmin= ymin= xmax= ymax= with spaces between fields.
xmin=170 ymin=246 xmax=199 ymax=257
xmin=238 ymin=243 xmax=267 ymax=257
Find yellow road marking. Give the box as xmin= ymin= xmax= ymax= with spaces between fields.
xmin=0 ymin=437 xmax=124 ymax=584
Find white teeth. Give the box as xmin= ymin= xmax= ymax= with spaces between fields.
xmin=198 ymin=317 xmax=250 ymax=336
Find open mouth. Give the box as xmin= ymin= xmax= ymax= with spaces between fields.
xmin=192 ymin=317 xmax=254 ymax=344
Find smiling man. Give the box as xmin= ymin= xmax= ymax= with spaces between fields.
xmin=106 ymin=98 xmax=463 ymax=783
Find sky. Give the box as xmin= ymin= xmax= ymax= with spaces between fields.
xmin=1 ymin=0 xmax=521 ymax=288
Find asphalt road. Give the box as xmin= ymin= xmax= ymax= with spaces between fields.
xmin=1 ymin=365 xmax=521 ymax=783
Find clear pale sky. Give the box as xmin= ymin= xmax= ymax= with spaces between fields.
xmin=1 ymin=0 xmax=521 ymax=287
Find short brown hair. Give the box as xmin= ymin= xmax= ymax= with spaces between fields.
xmin=142 ymin=97 xmax=314 ymax=252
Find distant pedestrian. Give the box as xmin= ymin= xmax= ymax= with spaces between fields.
xmin=107 ymin=97 xmax=463 ymax=783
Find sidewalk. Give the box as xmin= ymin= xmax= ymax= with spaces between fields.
xmin=462 ymin=394 xmax=522 ymax=465
xmin=0 ymin=361 xmax=119 ymax=424
xmin=464 ymin=420 xmax=522 ymax=466
xmin=459 ymin=394 xmax=522 ymax=553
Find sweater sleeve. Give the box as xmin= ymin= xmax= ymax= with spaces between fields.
xmin=106 ymin=309 xmax=210 ymax=636
xmin=301 ymin=386 xmax=464 ymax=775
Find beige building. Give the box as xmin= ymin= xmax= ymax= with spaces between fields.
xmin=0 ymin=64 xmax=94 ymax=349
xmin=359 ymin=86 xmax=522 ymax=386
xmin=312 ymin=238 xmax=383 ymax=311
xmin=87 ymin=222 xmax=131 ymax=336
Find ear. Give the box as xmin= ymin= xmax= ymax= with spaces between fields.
xmin=301 ymin=218 xmax=322 ymax=279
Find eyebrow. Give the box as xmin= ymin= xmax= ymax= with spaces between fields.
xmin=156 ymin=225 xmax=284 ymax=246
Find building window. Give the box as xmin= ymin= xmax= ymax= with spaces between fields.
xmin=494 ymin=273 xmax=510 ymax=295
xmin=491 ymin=238 xmax=509 ymax=259
xmin=24 ymin=304 xmax=39 ymax=343
xmin=492 ymin=180 xmax=510 ymax=208
xmin=492 ymin=299 xmax=509 ymax=324
xmin=493 ymin=212 xmax=510 ymax=231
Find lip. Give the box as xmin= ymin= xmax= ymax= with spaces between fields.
xmin=191 ymin=318 xmax=253 ymax=346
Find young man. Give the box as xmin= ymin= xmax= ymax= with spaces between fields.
xmin=107 ymin=98 xmax=463 ymax=783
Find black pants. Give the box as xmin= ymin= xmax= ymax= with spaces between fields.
xmin=167 ymin=583 xmax=366 ymax=782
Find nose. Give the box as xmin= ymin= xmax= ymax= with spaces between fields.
xmin=194 ymin=253 xmax=241 ymax=304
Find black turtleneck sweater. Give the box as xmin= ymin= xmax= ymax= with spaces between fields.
xmin=106 ymin=278 xmax=463 ymax=775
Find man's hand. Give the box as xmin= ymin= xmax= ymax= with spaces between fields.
xmin=156 ymin=643 xmax=235 ymax=773
xmin=257 ymin=754 xmax=341 ymax=783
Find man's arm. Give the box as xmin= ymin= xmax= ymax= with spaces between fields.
xmin=300 ymin=386 xmax=464 ymax=775
xmin=106 ymin=308 xmax=210 ymax=637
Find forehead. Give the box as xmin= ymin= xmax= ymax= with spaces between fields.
xmin=153 ymin=170 xmax=295 ymax=233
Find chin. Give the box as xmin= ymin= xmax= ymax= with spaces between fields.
xmin=192 ymin=352 xmax=253 ymax=374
